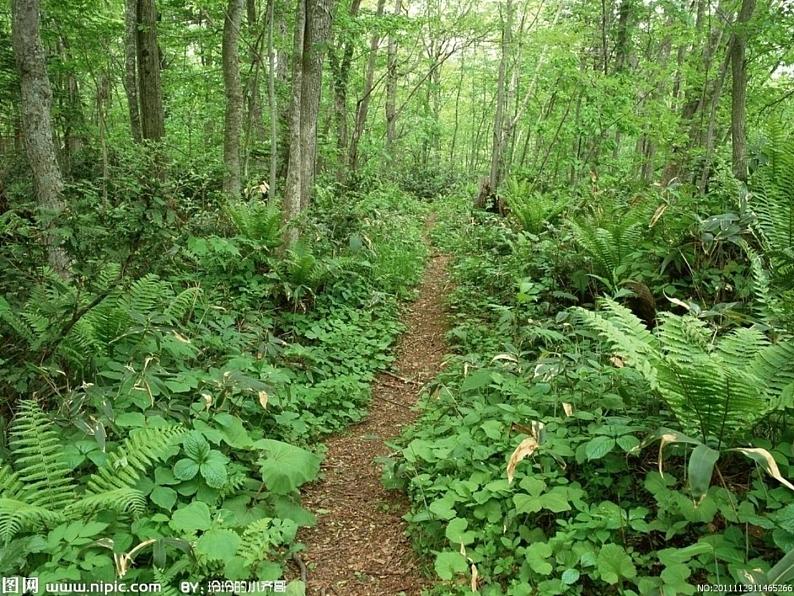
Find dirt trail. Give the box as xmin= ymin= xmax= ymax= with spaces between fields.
xmin=297 ymin=249 xmax=450 ymax=596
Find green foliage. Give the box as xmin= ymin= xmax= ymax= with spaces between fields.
xmin=0 ymin=183 xmax=428 ymax=585
xmin=577 ymin=298 xmax=794 ymax=443
xmin=503 ymin=178 xmax=567 ymax=234
xmin=224 ymin=200 xmax=283 ymax=251
xmin=569 ymin=211 xmax=644 ymax=290
xmin=752 ymin=129 xmax=794 ymax=284
xmin=391 ymin=193 xmax=794 ymax=595
xmin=0 ymin=400 xmax=184 ymax=543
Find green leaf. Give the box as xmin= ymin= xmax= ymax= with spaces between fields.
xmin=616 ymin=435 xmax=640 ymax=452
xmin=766 ymin=549 xmax=794 ymax=585
xmin=561 ymin=569 xmax=580 ymax=584
xmin=200 ymin=451 xmax=229 ymax=488
xmin=196 ymin=528 xmax=241 ymax=561
xmin=687 ymin=444 xmax=720 ymax=500
xmin=183 ymin=431 xmax=210 ymax=462
xmin=429 ymin=496 xmax=457 ymax=520
xmin=434 ymin=551 xmax=468 ymax=580
xmin=170 ymin=502 xmax=212 ymax=532
xmin=214 ymin=413 xmax=253 ymax=449
xmin=540 ymin=488 xmax=571 ymax=513
xmin=174 ymin=458 xmax=200 ymax=481
xmin=116 ymin=412 xmax=146 ymax=427
xmin=151 ymin=486 xmax=178 ymax=510
xmin=525 ymin=542 xmax=553 ymax=575
xmin=461 ymin=370 xmax=493 ymax=392
xmin=445 ymin=517 xmax=475 ymax=545
xmin=597 ymin=544 xmax=637 ymax=584
xmin=585 ymin=436 xmax=616 ymax=460
xmin=513 ymin=493 xmax=542 ymax=514
xmin=256 ymin=439 xmax=321 ymax=494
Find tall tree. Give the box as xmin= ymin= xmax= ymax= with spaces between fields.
xmin=283 ymin=0 xmax=307 ymax=248
xmin=299 ymin=0 xmax=333 ymax=208
xmin=266 ymin=0 xmax=278 ymax=196
xmin=223 ymin=0 xmax=245 ymax=199
xmin=489 ymin=0 xmax=513 ymax=191
xmin=136 ymin=0 xmax=165 ymax=141
xmin=283 ymin=0 xmax=333 ymax=245
xmin=730 ymin=0 xmax=757 ymax=181
xmin=11 ymin=0 xmax=70 ymax=276
xmin=385 ymin=0 xmax=401 ymax=154
xmin=123 ymin=0 xmax=142 ymax=142
xmin=348 ymin=0 xmax=386 ymax=174
xmin=328 ymin=0 xmax=362 ymax=183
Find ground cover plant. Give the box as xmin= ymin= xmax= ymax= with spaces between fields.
xmin=1 ymin=0 xmax=793 ymax=592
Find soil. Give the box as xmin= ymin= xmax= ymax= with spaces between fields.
xmin=296 ymin=248 xmax=450 ymax=596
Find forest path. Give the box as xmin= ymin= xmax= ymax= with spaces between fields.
xmin=296 ymin=234 xmax=450 ymax=596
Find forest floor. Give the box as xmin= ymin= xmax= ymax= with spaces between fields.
xmin=295 ymin=234 xmax=450 ymax=596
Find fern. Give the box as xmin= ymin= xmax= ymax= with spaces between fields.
xmin=578 ymin=299 xmax=794 ymax=444
xmin=752 ymin=129 xmax=794 ymax=284
xmin=0 ymin=462 xmax=24 ymax=499
xmin=225 ymin=200 xmax=283 ymax=249
xmin=0 ymin=498 xmax=63 ymax=543
xmin=236 ymin=518 xmax=297 ymax=565
xmin=0 ymin=401 xmax=185 ymax=543
xmin=9 ymin=400 xmax=77 ymax=509
xmin=570 ymin=214 xmax=644 ymax=289
xmin=86 ymin=426 xmax=186 ymax=495
xmin=503 ymin=179 xmax=567 ymax=234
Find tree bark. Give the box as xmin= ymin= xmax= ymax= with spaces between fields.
xmin=223 ymin=0 xmax=244 ymax=199
xmin=385 ymin=0 xmax=401 ymax=154
xmin=266 ymin=0 xmax=278 ymax=195
xmin=730 ymin=0 xmax=756 ymax=181
xmin=283 ymin=0 xmax=307 ymax=248
xmin=489 ymin=0 xmax=513 ymax=191
xmin=299 ymin=0 xmax=333 ymax=209
xmin=136 ymin=0 xmax=165 ymax=141
xmin=348 ymin=0 xmax=386 ymax=175
xmin=328 ymin=0 xmax=362 ymax=183
xmin=124 ymin=0 xmax=142 ymax=142
xmin=246 ymin=0 xmax=267 ymax=147
xmin=11 ymin=0 xmax=70 ymax=277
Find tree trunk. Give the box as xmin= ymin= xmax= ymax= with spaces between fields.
xmin=283 ymin=0 xmax=306 ymax=248
xmin=246 ymin=0 xmax=267 ymax=147
xmin=124 ymin=0 xmax=142 ymax=142
xmin=489 ymin=0 xmax=513 ymax=191
xmin=385 ymin=0 xmax=401 ymax=155
xmin=223 ymin=0 xmax=244 ymax=199
xmin=328 ymin=0 xmax=362 ymax=183
xmin=137 ymin=0 xmax=165 ymax=141
xmin=299 ymin=0 xmax=333 ymax=209
xmin=11 ymin=0 xmax=70 ymax=277
xmin=267 ymin=0 xmax=278 ymax=196
xmin=730 ymin=0 xmax=756 ymax=181
xmin=348 ymin=0 xmax=387 ymax=175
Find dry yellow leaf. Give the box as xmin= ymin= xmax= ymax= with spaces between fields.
xmin=562 ymin=402 xmax=574 ymax=417
xmin=734 ymin=447 xmax=794 ymax=491
xmin=258 ymin=390 xmax=269 ymax=410
xmin=471 ymin=564 xmax=479 ymax=592
xmin=507 ymin=436 xmax=539 ymax=484
xmin=609 ymin=356 xmax=624 ymax=368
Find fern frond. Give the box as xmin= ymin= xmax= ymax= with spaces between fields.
xmin=86 ymin=426 xmax=185 ymax=495
xmin=66 ymin=488 xmax=147 ymax=518
xmin=0 ymin=462 xmax=25 ymax=499
xmin=0 ymin=498 xmax=63 ymax=543
xmin=164 ymin=287 xmax=201 ymax=323
xmin=9 ymin=400 xmax=77 ymax=509
xmin=578 ymin=302 xmax=790 ymax=443
xmin=0 ymin=296 xmax=36 ymax=346
xmin=236 ymin=518 xmax=276 ymax=564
